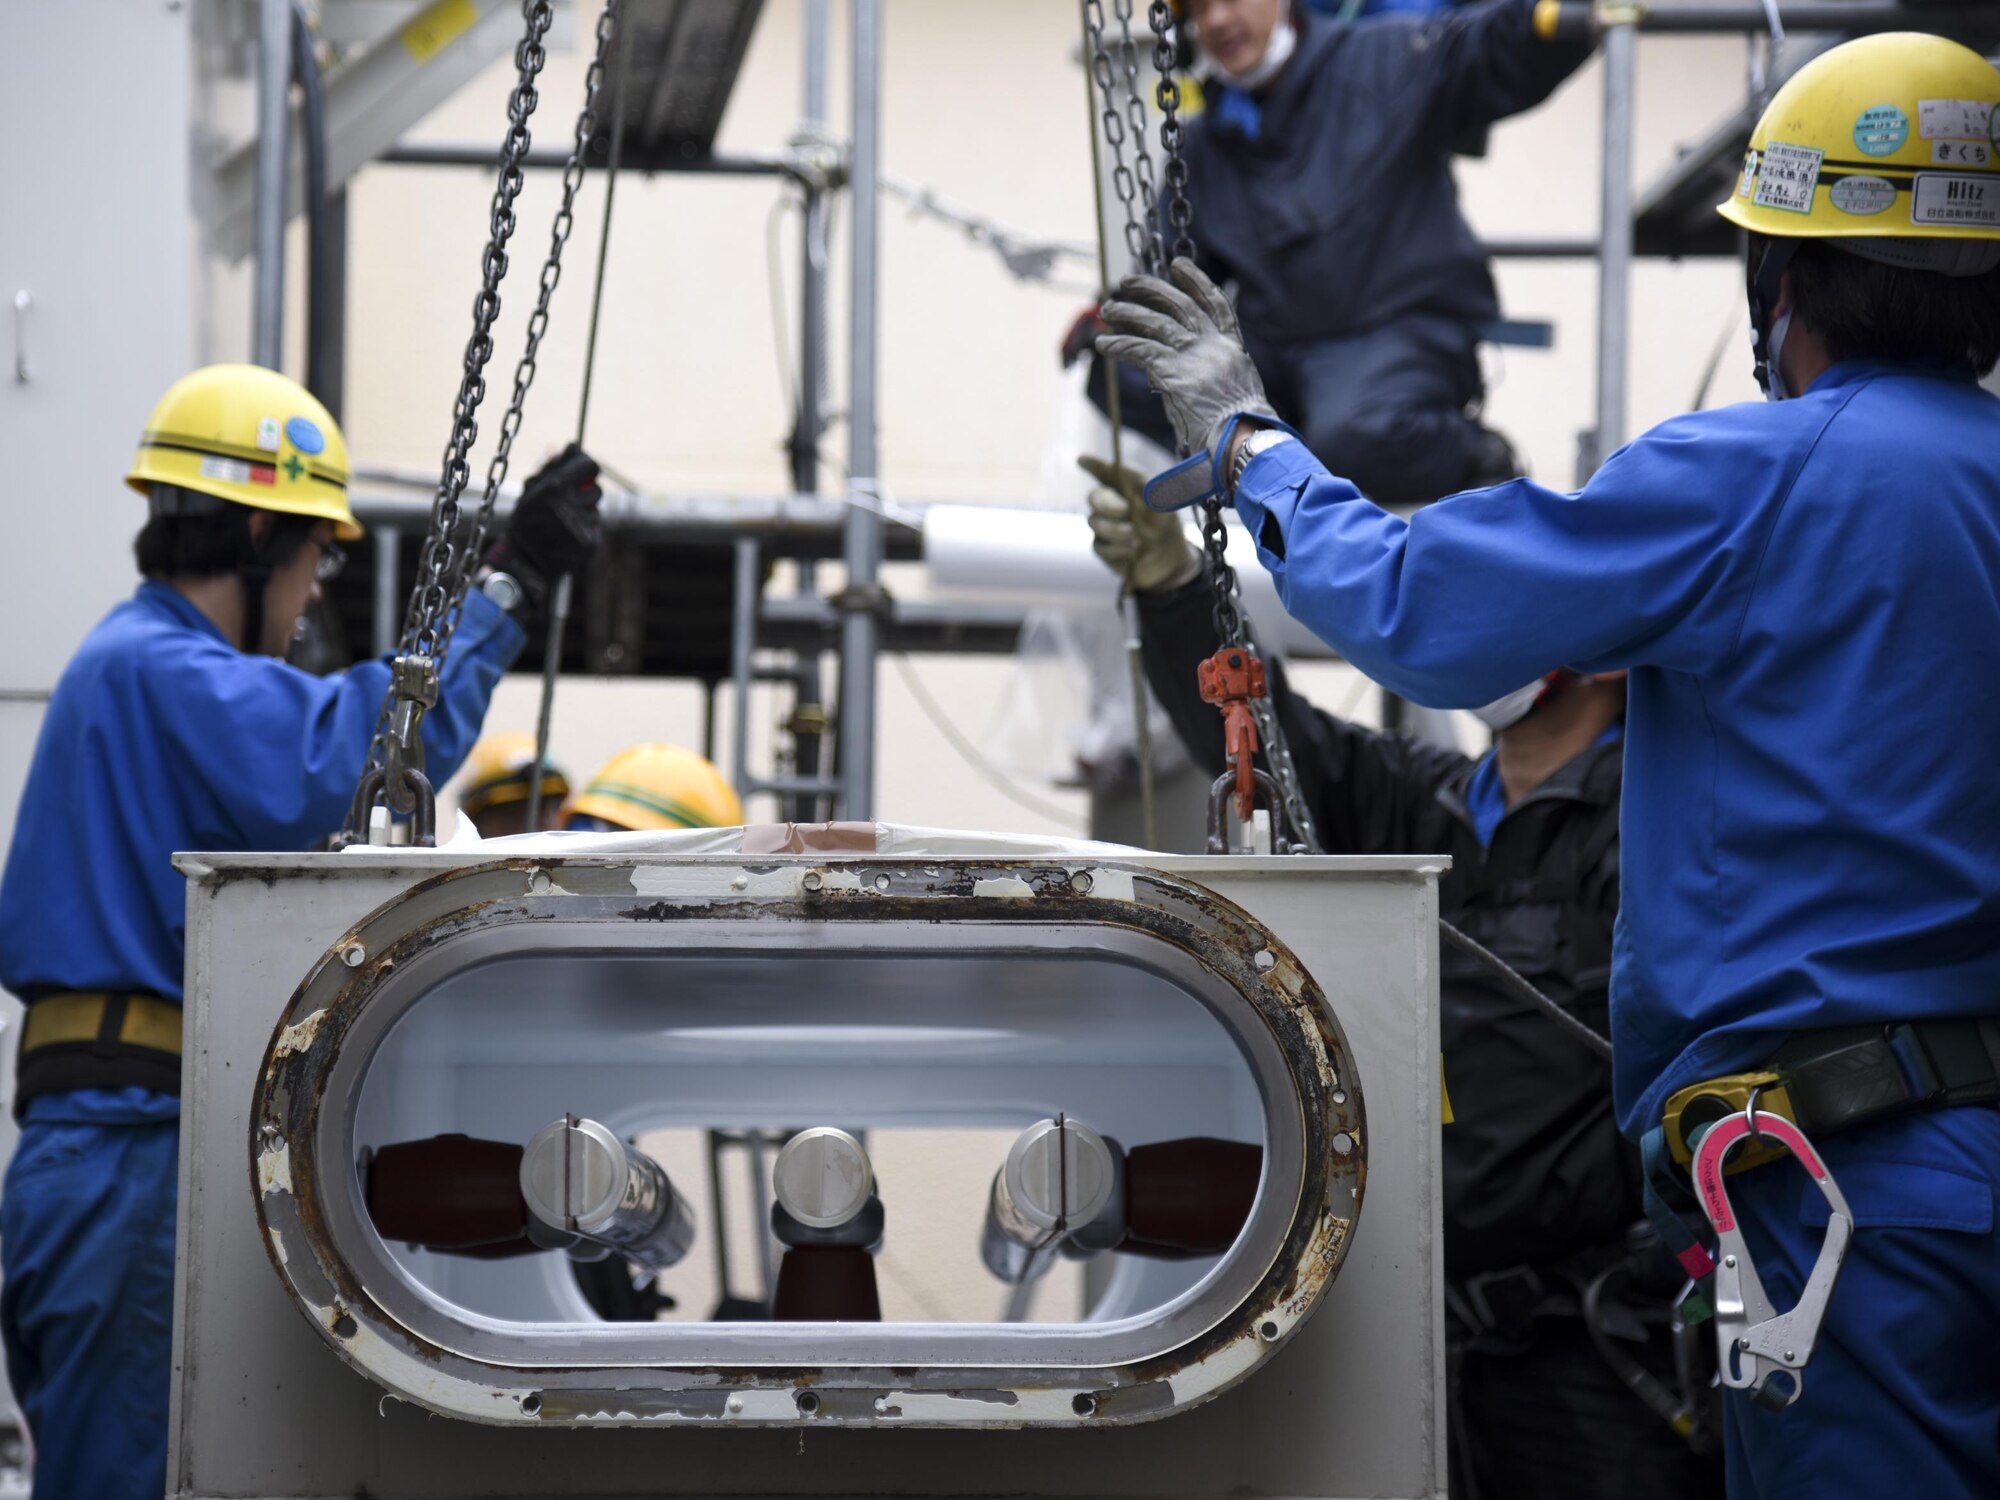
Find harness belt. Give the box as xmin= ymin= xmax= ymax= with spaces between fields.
xmin=1662 ymin=1018 xmax=2000 ymax=1170
xmin=15 ymin=990 xmax=182 ymax=1117
xmin=1641 ymin=1018 xmax=2000 ymax=1410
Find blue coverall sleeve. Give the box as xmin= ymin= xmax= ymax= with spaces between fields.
xmin=1231 ymin=413 xmax=1804 ymax=708
xmin=145 ymin=589 xmax=523 ymax=850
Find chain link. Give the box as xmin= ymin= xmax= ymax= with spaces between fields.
xmin=1084 ymin=0 xmax=1161 ymax=277
xmin=346 ymin=0 xmax=622 ymax=838
xmin=1147 ymin=2 xmax=1196 ymax=266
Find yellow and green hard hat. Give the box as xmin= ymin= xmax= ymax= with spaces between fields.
xmin=1719 ymin=33 xmax=2000 ymax=263
xmin=458 ymin=732 xmax=571 ymax=821
xmin=126 ymin=364 xmax=360 ymax=540
xmin=563 ymin=743 xmax=744 ymax=832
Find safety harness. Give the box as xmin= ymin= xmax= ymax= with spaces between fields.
xmin=1641 ymin=1019 xmax=2000 ymax=1408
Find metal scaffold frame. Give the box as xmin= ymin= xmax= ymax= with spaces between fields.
xmin=249 ymin=0 xmax=1989 ymax=825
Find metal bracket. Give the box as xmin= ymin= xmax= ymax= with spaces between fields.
xmin=828 ymin=582 xmax=894 ymax=619
xmin=383 ymin=654 xmax=440 ymax=816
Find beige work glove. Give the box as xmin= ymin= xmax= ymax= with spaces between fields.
xmin=1079 ymin=454 xmax=1201 ymax=595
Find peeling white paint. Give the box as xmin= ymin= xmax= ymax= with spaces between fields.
xmin=971 ymin=876 xmax=1036 ymax=899
xmin=273 ymin=1007 xmax=329 ymax=1057
xmin=267 ymin=1228 xmax=288 ymax=1266
xmin=257 ymin=1142 xmax=293 ymax=1196
xmin=1087 ymin=865 xmax=1137 ymax=902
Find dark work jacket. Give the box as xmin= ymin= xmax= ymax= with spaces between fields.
xmin=1139 ymin=581 xmax=1635 ymax=1281
xmin=1183 ymin=0 xmax=1593 ymax=350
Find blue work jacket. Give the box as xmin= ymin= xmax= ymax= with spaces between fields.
xmin=0 ymin=580 xmax=523 ymax=1010
xmin=1231 ymin=360 xmax=2000 ymax=1135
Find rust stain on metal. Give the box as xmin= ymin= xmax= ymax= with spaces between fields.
xmin=248 ymin=855 xmax=1368 ymax=1428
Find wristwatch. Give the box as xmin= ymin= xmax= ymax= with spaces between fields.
xmin=476 ymin=568 xmax=525 ymax=615
xmin=1228 ymin=426 xmax=1293 ymax=498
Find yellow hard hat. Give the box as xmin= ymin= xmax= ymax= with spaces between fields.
xmin=1719 ymin=34 xmax=2000 ymax=255
xmin=125 ymin=364 xmax=360 ymax=540
xmin=458 ymin=732 xmax=570 ymax=820
xmin=563 ymin=743 xmax=744 ymax=831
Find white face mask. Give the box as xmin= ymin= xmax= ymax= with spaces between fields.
xmin=1762 ymin=307 xmax=1794 ymax=403
xmin=1470 ymin=680 xmax=1546 ymax=732
xmin=1196 ymin=4 xmax=1297 ymax=92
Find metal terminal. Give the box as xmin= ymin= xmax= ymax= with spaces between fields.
xmin=771 ymin=1127 xmax=873 ymax=1230
xmin=981 ymin=1117 xmax=1123 ymax=1283
xmin=518 ymin=1115 xmax=695 ymax=1272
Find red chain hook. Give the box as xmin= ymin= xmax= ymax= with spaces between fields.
xmin=1198 ymin=647 xmax=1267 ymax=824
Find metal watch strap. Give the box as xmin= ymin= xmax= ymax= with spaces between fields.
xmin=1229 ymin=427 xmax=1288 ymax=498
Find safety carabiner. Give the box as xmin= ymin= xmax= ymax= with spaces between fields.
xmin=1690 ymin=1107 xmax=1853 ymax=1411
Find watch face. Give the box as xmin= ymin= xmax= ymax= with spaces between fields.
xmin=484 ymin=572 xmax=523 ymax=611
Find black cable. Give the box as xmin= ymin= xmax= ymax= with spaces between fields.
xmin=1438 ymin=919 xmax=1613 ymax=1060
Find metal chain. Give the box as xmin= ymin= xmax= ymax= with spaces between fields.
xmin=1146 ymin=12 xmax=1318 ymax=853
xmin=439 ymin=0 xmax=621 ymax=659
xmin=1114 ymin=0 xmax=1162 ymax=269
xmin=1148 ymin=1 xmax=1195 ymax=265
xmin=347 ymin=0 xmax=627 ymax=837
xmin=1083 ymin=1 xmax=1158 ymax=277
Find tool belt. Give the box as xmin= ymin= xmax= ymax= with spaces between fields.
xmin=15 ymin=991 xmax=182 ymax=1118
xmin=1662 ymin=1018 xmax=2000 ymax=1172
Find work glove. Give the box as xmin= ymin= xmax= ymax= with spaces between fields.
xmin=1079 ymin=454 xmax=1199 ymax=594
xmin=1095 ymin=258 xmax=1278 ymax=463
xmin=485 ymin=442 xmax=604 ymax=610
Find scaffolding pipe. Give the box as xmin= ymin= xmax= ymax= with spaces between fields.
xmin=1593 ymin=20 xmax=1637 ymax=472
xmin=252 ymin=0 xmax=291 ymax=368
xmin=839 ymin=0 xmax=884 ymax=820
xmin=731 ymin=536 xmax=760 ymax=799
xmin=797 ymin=0 xmax=831 ymax=498
xmin=372 ymin=524 xmax=401 ymax=656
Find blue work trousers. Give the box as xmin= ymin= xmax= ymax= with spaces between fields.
xmin=1 ymin=1116 xmax=178 ymax=1500
xmin=1722 ymin=1106 xmax=2000 ymax=1498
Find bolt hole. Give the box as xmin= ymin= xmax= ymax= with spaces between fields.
xmin=1259 ymin=1319 xmax=1281 ymax=1342
xmin=1070 ymin=870 xmax=1094 ymax=894
xmin=520 ymin=1392 xmax=542 ymax=1416
xmin=874 ymin=874 xmax=890 ymax=891
xmin=1332 ymin=1089 xmax=1348 ymax=1106
xmin=796 ymin=1391 xmax=820 ymax=1416
xmin=332 ymin=1312 xmax=357 ymax=1339
xmin=803 ymin=871 xmax=823 ymax=892
xmin=1071 ymin=1393 xmax=1097 ymax=1417
xmin=1253 ymin=949 xmax=1276 ymax=972
xmin=1333 ymin=1132 xmax=1355 ymax=1156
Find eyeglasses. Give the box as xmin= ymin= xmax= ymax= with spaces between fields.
xmin=313 ymin=540 xmax=348 ymax=583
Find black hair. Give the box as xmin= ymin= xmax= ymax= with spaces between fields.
xmin=1782 ymin=237 xmax=2000 ymax=376
xmin=133 ymin=490 xmax=318 ymax=580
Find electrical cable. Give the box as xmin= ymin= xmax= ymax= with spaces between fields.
xmin=1439 ymin=919 xmax=1613 ymax=1059
xmin=891 ymin=655 xmax=1087 ymax=830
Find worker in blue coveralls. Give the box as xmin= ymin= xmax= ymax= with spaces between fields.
xmin=0 ymin=363 xmax=601 ymax=1499
xmin=1095 ymin=33 xmax=2000 ymax=1500
xmin=1092 ymin=0 xmax=1593 ymax=506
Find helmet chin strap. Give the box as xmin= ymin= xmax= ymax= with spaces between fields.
xmin=1747 ymin=237 xmax=1800 ymax=401
xmin=235 ymin=514 xmax=276 ymax=655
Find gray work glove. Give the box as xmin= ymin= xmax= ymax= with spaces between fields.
xmin=1095 ymin=258 xmax=1278 ymax=461
xmin=1079 ymin=455 xmax=1199 ymax=594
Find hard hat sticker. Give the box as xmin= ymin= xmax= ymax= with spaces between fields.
xmin=198 ymin=455 xmax=251 ymax=486
xmin=1933 ymin=140 xmax=1992 ymax=168
xmin=1912 ymin=172 xmax=2000 ymax=228
xmin=1919 ymin=99 xmax=1993 ymax=142
xmin=1753 ymin=142 xmax=1823 ymax=215
xmin=256 ymin=417 xmax=282 ymax=453
xmin=1853 ymin=105 xmax=1908 ymax=158
xmin=285 ymin=416 xmax=326 ymax=455
xmin=1736 ymin=149 xmax=1759 ymax=200
xmin=1830 ymin=176 xmax=1896 ymax=216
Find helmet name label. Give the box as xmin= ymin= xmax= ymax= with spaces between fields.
xmin=1853 ymin=105 xmax=1909 ymax=157
xmin=1918 ymin=98 xmax=1996 ymax=142
xmin=1911 ymin=172 xmax=2000 ymax=228
xmin=1753 ymin=143 xmax=1824 ymax=215
xmin=1830 ymin=176 xmax=1897 ymax=217
xmin=1932 ymin=139 xmax=1991 ymax=168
